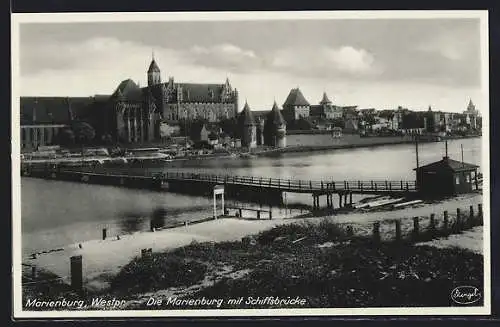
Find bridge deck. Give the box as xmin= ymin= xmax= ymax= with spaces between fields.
xmin=31 ymin=165 xmax=418 ymax=195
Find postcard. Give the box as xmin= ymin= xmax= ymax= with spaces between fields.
xmin=11 ymin=10 xmax=491 ymax=318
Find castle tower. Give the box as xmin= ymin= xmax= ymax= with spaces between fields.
xmin=237 ymin=101 xmax=257 ymax=148
xmin=264 ymin=101 xmax=287 ymax=148
xmin=319 ymin=91 xmax=332 ymax=106
xmin=147 ymin=53 xmax=162 ymax=87
xmin=282 ymin=87 xmax=310 ymax=121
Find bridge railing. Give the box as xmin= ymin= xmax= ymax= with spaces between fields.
xmin=26 ymin=165 xmax=417 ymax=192
xmin=152 ymin=171 xmax=416 ymax=192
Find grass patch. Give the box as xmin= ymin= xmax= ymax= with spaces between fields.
xmin=110 ymin=253 xmax=207 ymax=295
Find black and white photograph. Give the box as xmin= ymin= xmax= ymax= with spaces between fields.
xmin=12 ymin=11 xmax=491 ymax=317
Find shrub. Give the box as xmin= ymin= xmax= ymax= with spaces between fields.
xmin=110 ymin=254 xmax=207 ymax=295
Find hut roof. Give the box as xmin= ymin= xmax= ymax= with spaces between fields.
xmin=413 ymin=157 xmax=479 ymax=172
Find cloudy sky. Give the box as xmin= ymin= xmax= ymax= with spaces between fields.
xmin=18 ymin=16 xmax=486 ymax=113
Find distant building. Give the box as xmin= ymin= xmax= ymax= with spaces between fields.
xmin=282 ymin=88 xmax=311 ymax=121
xmin=19 ymin=96 xmax=94 ymax=151
xmin=310 ymin=92 xmax=343 ymax=120
xmin=23 ymin=56 xmax=240 ymax=146
xmin=236 ymin=101 xmax=257 ymax=148
xmin=263 ymin=101 xmax=287 ymax=148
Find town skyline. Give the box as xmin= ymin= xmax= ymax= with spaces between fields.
xmin=18 ymin=15 xmax=487 ymax=114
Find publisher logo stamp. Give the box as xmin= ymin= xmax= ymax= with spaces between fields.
xmin=451 ymin=286 xmax=481 ymax=305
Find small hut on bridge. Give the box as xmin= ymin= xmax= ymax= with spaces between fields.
xmin=414 ymin=156 xmax=480 ymax=197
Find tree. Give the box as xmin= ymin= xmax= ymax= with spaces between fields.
xmin=71 ymin=121 xmax=96 ymax=145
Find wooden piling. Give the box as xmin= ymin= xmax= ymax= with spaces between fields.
xmin=257 ymin=210 xmax=261 ymax=220
xmin=70 ymin=255 xmax=83 ymax=294
xmin=372 ymin=222 xmax=380 ymax=243
xmin=102 ymin=228 xmax=107 ymax=240
xmin=395 ymin=220 xmax=401 ymax=242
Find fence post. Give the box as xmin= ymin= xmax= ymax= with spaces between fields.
xmin=70 ymin=255 xmax=83 ymax=294
xmin=372 ymin=222 xmax=380 ymax=243
xmin=469 ymin=205 xmax=474 ymax=228
xmin=443 ymin=210 xmax=449 ymax=232
xmin=395 ymin=220 xmax=401 ymax=242
xmin=102 ymin=228 xmax=107 ymax=240
xmin=429 ymin=213 xmax=436 ymax=236
xmin=478 ymin=203 xmax=483 ymax=225
xmin=412 ymin=217 xmax=420 ymax=241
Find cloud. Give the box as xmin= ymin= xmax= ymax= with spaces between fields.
xmin=184 ymin=43 xmax=262 ymax=73
xmin=269 ymin=45 xmax=382 ymax=78
xmin=415 ymin=30 xmax=478 ymax=62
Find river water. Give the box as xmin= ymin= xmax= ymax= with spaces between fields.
xmin=20 ymin=138 xmax=482 ymax=255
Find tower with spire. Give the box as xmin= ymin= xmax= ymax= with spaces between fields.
xmin=264 ymin=100 xmax=287 ymax=148
xmin=237 ymin=101 xmax=257 ymax=148
xmin=147 ymin=52 xmax=161 ymax=87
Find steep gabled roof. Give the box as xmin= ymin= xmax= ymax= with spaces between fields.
xmin=20 ymin=96 xmax=94 ymax=125
xmin=283 ymin=88 xmax=310 ymax=107
xmin=112 ymin=79 xmax=143 ymax=101
xmin=414 ymin=157 xmax=479 ymax=172
xmin=178 ymin=83 xmax=224 ymax=103
xmin=266 ymin=101 xmax=286 ymax=126
xmin=237 ymin=101 xmax=256 ymax=126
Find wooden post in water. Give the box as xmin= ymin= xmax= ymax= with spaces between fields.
xmin=395 ymin=220 xmax=401 ymax=242
xmin=257 ymin=210 xmax=261 ymax=220
xmin=70 ymin=255 xmax=83 ymax=294
xmin=372 ymin=222 xmax=380 ymax=243
xmin=443 ymin=210 xmax=449 ymax=232
xmin=102 ymin=228 xmax=107 ymax=240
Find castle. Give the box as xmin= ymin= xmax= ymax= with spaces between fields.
xmin=97 ymin=56 xmax=240 ymax=143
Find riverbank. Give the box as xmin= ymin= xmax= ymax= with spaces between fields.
xmin=23 ymin=192 xmax=482 ymax=294
xmin=23 ymin=212 xmax=484 ymax=310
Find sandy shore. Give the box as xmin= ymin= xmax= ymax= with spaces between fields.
xmin=25 ymin=192 xmax=483 ymax=290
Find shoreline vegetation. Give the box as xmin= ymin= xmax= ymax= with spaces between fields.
xmin=23 ymin=202 xmax=484 ymax=310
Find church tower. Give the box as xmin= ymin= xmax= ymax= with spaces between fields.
xmin=147 ymin=53 xmax=162 ymax=87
